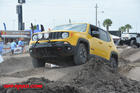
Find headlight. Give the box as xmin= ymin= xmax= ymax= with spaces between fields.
xmin=62 ymin=32 xmax=69 ymax=39
xmin=44 ymin=33 xmax=49 ymax=39
xmin=32 ymin=35 xmax=38 ymax=41
xmin=38 ymin=33 xmax=43 ymax=39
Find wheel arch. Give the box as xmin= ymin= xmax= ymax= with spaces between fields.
xmin=76 ymin=38 xmax=90 ymax=54
xmin=130 ymin=37 xmax=136 ymax=41
xmin=110 ymin=51 xmax=118 ymax=64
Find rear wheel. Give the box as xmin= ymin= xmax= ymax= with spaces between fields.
xmin=110 ymin=57 xmax=118 ymax=72
xmin=74 ymin=43 xmax=88 ymax=65
xmin=130 ymin=40 xmax=137 ymax=46
xmin=32 ymin=58 xmax=46 ymax=68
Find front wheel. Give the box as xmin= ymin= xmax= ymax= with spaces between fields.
xmin=32 ymin=58 xmax=46 ymax=68
xmin=110 ymin=57 xmax=118 ymax=72
xmin=74 ymin=43 xmax=88 ymax=65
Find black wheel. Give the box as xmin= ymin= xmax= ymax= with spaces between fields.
xmin=74 ymin=43 xmax=88 ymax=65
xmin=110 ymin=57 xmax=118 ymax=72
xmin=130 ymin=40 xmax=136 ymax=46
xmin=32 ymin=58 xmax=46 ymax=68
xmin=138 ymin=44 xmax=140 ymax=48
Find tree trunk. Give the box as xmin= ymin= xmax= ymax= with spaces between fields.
xmin=106 ymin=26 xmax=109 ymax=31
xmin=127 ymin=29 xmax=129 ymax=33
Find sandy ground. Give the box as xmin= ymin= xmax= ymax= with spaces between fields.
xmin=0 ymin=46 xmax=140 ymax=93
xmin=0 ymin=46 xmax=140 ymax=84
xmin=127 ymin=67 xmax=140 ymax=81
xmin=0 ymin=54 xmax=82 ymax=85
xmin=118 ymin=46 xmax=140 ymax=81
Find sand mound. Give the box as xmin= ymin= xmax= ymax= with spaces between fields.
xmin=1 ymin=58 xmax=140 ymax=93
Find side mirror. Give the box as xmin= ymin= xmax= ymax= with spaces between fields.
xmin=91 ymin=31 xmax=100 ymax=38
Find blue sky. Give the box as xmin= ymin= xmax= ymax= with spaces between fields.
xmin=0 ymin=0 xmax=140 ymax=32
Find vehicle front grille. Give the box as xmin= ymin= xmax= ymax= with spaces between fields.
xmin=49 ymin=32 xmax=63 ymax=40
xmin=33 ymin=32 xmax=69 ymax=41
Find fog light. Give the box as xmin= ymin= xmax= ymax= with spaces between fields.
xmin=64 ymin=42 xmax=69 ymax=44
xmin=29 ymin=50 xmax=32 ymax=52
xmin=67 ymin=47 xmax=71 ymax=50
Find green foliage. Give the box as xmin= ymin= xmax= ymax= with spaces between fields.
xmin=30 ymin=25 xmax=37 ymax=30
xmin=119 ymin=24 xmax=132 ymax=33
xmin=125 ymin=24 xmax=132 ymax=33
xmin=119 ymin=26 xmax=126 ymax=33
xmin=103 ymin=19 xmax=112 ymax=31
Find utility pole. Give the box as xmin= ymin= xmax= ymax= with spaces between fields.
xmin=16 ymin=0 xmax=25 ymax=30
xmin=98 ymin=21 xmax=100 ymax=27
xmin=95 ymin=4 xmax=98 ymax=26
xmin=69 ymin=19 xmax=72 ymax=24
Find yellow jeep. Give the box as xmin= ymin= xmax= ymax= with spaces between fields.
xmin=29 ymin=23 xmax=118 ymax=69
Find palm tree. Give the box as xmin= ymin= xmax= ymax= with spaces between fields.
xmin=103 ymin=19 xmax=112 ymax=31
xmin=119 ymin=26 xmax=126 ymax=34
xmin=125 ymin=24 xmax=132 ymax=33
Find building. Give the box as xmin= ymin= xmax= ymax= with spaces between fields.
xmin=0 ymin=30 xmax=31 ymax=44
xmin=108 ymin=30 xmax=121 ymax=37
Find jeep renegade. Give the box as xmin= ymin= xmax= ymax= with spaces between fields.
xmin=29 ymin=23 xmax=118 ymax=70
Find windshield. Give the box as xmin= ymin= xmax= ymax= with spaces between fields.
xmin=52 ymin=24 xmax=87 ymax=32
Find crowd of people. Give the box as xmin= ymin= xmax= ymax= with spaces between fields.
xmin=10 ymin=38 xmax=25 ymax=55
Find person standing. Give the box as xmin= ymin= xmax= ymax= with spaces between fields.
xmin=10 ymin=40 xmax=17 ymax=55
xmin=18 ymin=38 xmax=24 ymax=53
xmin=0 ymin=36 xmax=3 ymax=55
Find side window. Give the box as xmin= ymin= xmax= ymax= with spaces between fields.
xmin=106 ymin=32 xmax=111 ymax=42
xmin=99 ymin=29 xmax=108 ymax=42
xmin=90 ymin=25 xmax=100 ymax=39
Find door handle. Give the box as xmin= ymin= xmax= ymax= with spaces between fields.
xmin=98 ymin=41 xmax=103 ymax=44
xmin=109 ymin=45 xmax=112 ymax=48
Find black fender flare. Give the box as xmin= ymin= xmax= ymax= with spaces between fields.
xmin=110 ymin=51 xmax=118 ymax=64
xmin=75 ymin=38 xmax=90 ymax=54
xmin=130 ymin=37 xmax=136 ymax=41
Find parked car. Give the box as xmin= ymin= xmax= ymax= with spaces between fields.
xmin=111 ymin=35 xmax=120 ymax=45
xmin=120 ymin=33 xmax=138 ymax=46
xmin=29 ymin=23 xmax=118 ymax=71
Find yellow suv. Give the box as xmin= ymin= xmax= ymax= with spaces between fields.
xmin=29 ymin=23 xmax=118 ymax=69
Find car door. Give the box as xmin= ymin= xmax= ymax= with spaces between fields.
xmin=99 ymin=29 xmax=112 ymax=60
xmin=98 ymin=29 xmax=109 ymax=58
xmin=92 ymin=36 xmax=106 ymax=58
xmin=89 ymin=26 xmax=105 ymax=58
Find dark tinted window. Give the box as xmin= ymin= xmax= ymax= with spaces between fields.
xmin=90 ymin=25 xmax=100 ymax=39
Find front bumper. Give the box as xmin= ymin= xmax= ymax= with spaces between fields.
xmin=29 ymin=41 xmax=75 ymax=58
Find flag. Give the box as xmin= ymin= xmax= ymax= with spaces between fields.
xmin=3 ymin=23 xmax=6 ymax=31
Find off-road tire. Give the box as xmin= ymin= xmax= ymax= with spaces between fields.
xmin=32 ymin=58 xmax=46 ymax=68
xmin=110 ymin=57 xmax=118 ymax=73
xmin=130 ymin=40 xmax=136 ymax=46
xmin=74 ymin=43 xmax=88 ymax=65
